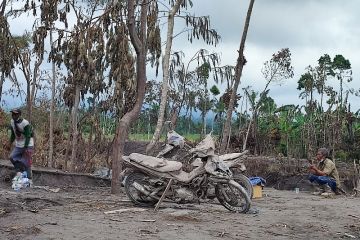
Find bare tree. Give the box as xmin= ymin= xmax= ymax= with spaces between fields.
xmin=146 ymin=1 xmax=220 ymax=154
xmin=243 ymin=48 xmax=294 ymax=152
xmin=3 ymin=31 xmax=41 ymax=122
xmin=0 ymin=0 xmax=8 ymax=102
xmin=145 ymin=0 xmax=183 ymax=154
xmin=48 ymin=26 xmax=56 ymax=167
xmin=220 ymin=0 xmax=255 ymax=153
xmin=0 ymin=5 xmax=37 ymax=112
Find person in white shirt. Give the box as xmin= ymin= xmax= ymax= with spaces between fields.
xmin=8 ymin=108 xmax=34 ymax=182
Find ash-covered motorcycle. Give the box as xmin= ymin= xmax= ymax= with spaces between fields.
xmin=123 ymin=134 xmax=251 ymax=213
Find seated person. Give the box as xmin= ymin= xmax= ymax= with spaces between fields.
xmin=308 ymin=148 xmax=340 ymax=195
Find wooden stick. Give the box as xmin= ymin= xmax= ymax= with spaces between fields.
xmin=154 ymin=179 xmax=173 ymax=211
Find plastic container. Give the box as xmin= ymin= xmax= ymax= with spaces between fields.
xmin=12 ymin=173 xmax=24 ymax=191
xmin=253 ymin=185 xmax=263 ymax=199
xmin=13 ymin=184 xmax=20 ymax=191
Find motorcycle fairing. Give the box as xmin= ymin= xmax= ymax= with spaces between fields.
xmin=219 ymin=152 xmax=243 ymax=161
xmin=129 ymin=153 xmax=182 ymax=172
xmin=190 ymin=134 xmax=215 ymax=157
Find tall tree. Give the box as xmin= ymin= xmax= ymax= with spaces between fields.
xmin=48 ymin=26 xmax=56 ymax=167
xmin=316 ymin=54 xmax=332 ymax=110
xmin=0 ymin=2 xmax=37 ymax=111
xmin=167 ymin=49 xmax=219 ymax=129
xmin=0 ymin=0 xmax=12 ymax=103
xmin=332 ymin=54 xmax=352 ymax=109
xmin=243 ymin=48 xmax=294 ymax=152
xmin=145 ymin=0 xmax=184 ymax=154
xmin=220 ymin=0 xmax=255 ymax=153
xmin=111 ymin=0 xmax=160 ymax=194
xmin=315 ymin=54 xmax=332 ymax=145
xmin=146 ymin=1 xmax=220 ymax=154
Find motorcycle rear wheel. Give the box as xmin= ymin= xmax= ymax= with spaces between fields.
xmin=124 ymin=172 xmax=158 ymax=207
xmin=215 ymin=181 xmax=251 ymax=213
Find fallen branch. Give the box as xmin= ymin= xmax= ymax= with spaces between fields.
xmin=343 ymin=233 xmax=356 ymax=239
xmin=104 ymin=208 xmax=147 ymax=214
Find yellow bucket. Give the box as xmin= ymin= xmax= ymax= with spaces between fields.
xmin=252 ymin=185 xmax=263 ymax=199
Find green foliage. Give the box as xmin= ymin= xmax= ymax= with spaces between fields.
xmin=210 ymin=85 xmax=220 ymax=95
xmin=258 ymin=94 xmax=276 ymax=115
xmin=335 ymin=150 xmax=349 ymax=161
xmin=332 ymin=55 xmax=351 ymax=70
xmin=197 ymin=62 xmax=211 ymax=80
xmin=297 ymin=72 xmax=313 ymax=92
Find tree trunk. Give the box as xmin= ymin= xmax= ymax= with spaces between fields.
xmin=0 ymin=72 xmax=4 ymax=103
xmin=238 ymin=97 xmax=244 ymax=137
xmin=146 ymin=0 xmax=183 ymax=154
xmin=0 ymin=1 xmax=7 ymax=102
xmin=111 ymin=0 xmax=148 ymax=194
xmin=27 ymin=58 xmax=42 ymax=122
xmin=339 ymin=77 xmax=343 ymax=109
xmin=48 ymin=28 xmax=56 ymax=168
xmin=64 ymin=107 xmax=72 ymax=171
xmin=243 ymin=118 xmax=253 ymax=151
xmin=188 ymin=108 xmax=192 ymax=135
xmin=201 ymin=113 xmax=206 ymax=137
xmin=85 ymin=114 xmax=94 ymax=171
xmin=70 ymin=85 xmax=81 ymax=171
xmin=171 ymin=107 xmax=179 ymax=129
xmin=26 ymin=76 xmax=31 ymax=121
xmin=354 ymin=160 xmax=359 ymax=193
xmin=253 ymin=113 xmax=258 ymax=154
xmin=203 ymin=101 xmax=207 ymax=136
xmin=220 ymin=0 xmax=255 ymax=153
xmin=0 ymin=0 xmax=6 ymax=16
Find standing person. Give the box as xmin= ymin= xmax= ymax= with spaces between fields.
xmin=309 ymin=148 xmax=340 ymax=196
xmin=8 ymin=108 xmax=34 ymax=185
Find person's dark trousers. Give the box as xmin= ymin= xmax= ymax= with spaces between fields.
xmin=11 ymin=160 xmax=32 ymax=179
xmin=309 ymin=174 xmax=336 ymax=192
xmin=10 ymin=146 xmax=33 ymax=179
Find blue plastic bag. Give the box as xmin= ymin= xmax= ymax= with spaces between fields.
xmin=249 ymin=177 xmax=266 ymax=186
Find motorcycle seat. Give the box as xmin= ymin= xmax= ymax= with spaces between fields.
xmin=129 ymin=153 xmax=182 ymax=172
xmin=219 ymin=152 xmax=243 ymax=161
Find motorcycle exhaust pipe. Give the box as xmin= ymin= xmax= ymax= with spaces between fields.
xmin=132 ymin=182 xmax=159 ymax=200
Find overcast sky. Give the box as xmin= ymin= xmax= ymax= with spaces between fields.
xmin=170 ymin=0 xmax=360 ymax=111
xmin=3 ymin=0 xmax=360 ymax=112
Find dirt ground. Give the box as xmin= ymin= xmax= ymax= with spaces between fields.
xmin=1 ymin=140 xmax=359 ymax=240
xmin=1 ymin=174 xmax=360 ymax=240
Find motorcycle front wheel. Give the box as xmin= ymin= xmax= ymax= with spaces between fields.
xmin=215 ymin=180 xmax=251 ymax=213
xmin=124 ymin=172 xmax=158 ymax=207
xmin=233 ymin=173 xmax=253 ymax=199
